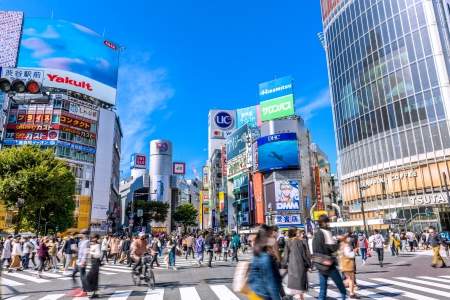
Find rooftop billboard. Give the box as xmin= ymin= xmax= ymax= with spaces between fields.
xmin=16 ymin=18 xmax=119 ymax=105
xmin=258 ymin=76 xmax=295 ymax=121
xmin=257 ymin=132 xmax=299 ymax=172
xmin=226 ymin=124 xmax=248 ymax=161
xmin=236 ymin=105 xmax=261 ymax=128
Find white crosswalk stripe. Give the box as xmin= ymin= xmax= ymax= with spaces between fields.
xmin=144 ymin=288 xmax=164 ymax=300
xmin=372 ymin=277 xmax=450 ymax=298
xmin=4 ymin=296 xmax=29 ymax=300
xmin=418 ymin=276 xmax=450 ymax=284
xmin=23 ymin=270 xmax=62 ymax=278
xmin=179 ymin=286 xmax=201 ymax=300
xmin=210 ymin=285 xmax=240 ymax=300
xmin=356 ymin=279 xmax=439 ymax=300
xmin=38 ymin=294 xmax=65 ymax=300
xmin=108 ymin=290 xmax=132 ymax=299
xmin=1 ymin=277 xmax=24 ymax=286
xmin=394 ymin=276 xmax=450 ymax=290
xmin=4 ymin=271 xmax=50 ymax=283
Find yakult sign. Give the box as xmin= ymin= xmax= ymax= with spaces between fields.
xmin=42 ymin=69 xmax=117 ymax=105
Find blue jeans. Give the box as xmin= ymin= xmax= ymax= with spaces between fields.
xmin=360 ymin=248 xmax=367 ymax=261
xmin=318 ymin=268 xmax=347 ymax=300
xmin=169 ymin=250 xmax=176 ymax=266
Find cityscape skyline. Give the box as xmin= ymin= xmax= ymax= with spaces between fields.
xmin=0 ymin=0 xmax=336 ymax=178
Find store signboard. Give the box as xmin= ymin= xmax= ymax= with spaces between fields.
xmin=69 ymin=102 xmax=98 ymax=120
xmin=227 ymin=153 xmax=247 ymax=179
xmin=173 ymin=162 xmax=186 ymax=175
xmin=260 ymin=95 xmax=295 ymax=122
xmin=202 ymin=166 xmax=209 ymax=189
xmin=274 ymin=214 xmax=301 ymax=226
xmin=17 ymin=114 xmax=51 ymax=124
xmin=226 ymin=124 xmax=248 ymax=161
xmin=209 ymin=109 xmax=236 ymax=139
xmin=131 ymin=153 xmax=146 ymax=169
xmin=1 ymin=67 xmax=45 ymax=85
xmin=236 ymin=105 xmax=261 ymax=128
xmin=60 ymin=114 xmax=92 ymax=130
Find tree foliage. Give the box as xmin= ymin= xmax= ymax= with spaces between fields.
xmin=0 ymin=146 xmax=76 ymax=234
xmin=173 ymin=203 xmax=198 ymax=232
xmin=134 ymin=200 xmax=170 ymax=225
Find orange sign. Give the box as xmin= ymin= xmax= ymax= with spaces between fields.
xmin=253 ymin=172 xmax=265 ymax=224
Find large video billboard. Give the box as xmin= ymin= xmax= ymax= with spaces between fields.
xmin=257 ymin=133 xmax=299 ymax=172
xmin=259 ymin=76 xmax=295 ymax=121
xmin=226 ymin=124 xmax=248 ymax=161
xmin=16 ymin=18 xmax=119 ymax=105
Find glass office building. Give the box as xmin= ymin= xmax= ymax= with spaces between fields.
xmin=321 ymin=0 xmax=450 ymax=231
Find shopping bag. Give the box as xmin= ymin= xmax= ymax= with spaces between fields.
xmin=232 ymin=261 xmax=250 ymax=293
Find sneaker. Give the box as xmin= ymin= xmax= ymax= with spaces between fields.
xmin=66 ymin=288 xmax=82 ymax=296
xmin=74 ymin=290 xmax=88 ymax=297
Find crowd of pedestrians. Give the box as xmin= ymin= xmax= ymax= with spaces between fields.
xmin=239 ymin=216 xmax=450 ymax=300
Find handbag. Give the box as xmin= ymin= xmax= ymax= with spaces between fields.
xmin=312 ymin=253 xmax=334 ymax=272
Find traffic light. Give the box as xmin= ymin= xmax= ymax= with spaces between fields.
xmin=0 ymin=78 xmax=41 ymax=94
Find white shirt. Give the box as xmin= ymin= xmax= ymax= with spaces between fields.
xmin=369 ymin=234 xmax=385 ymax=249
xmin=90 ymin=243 xmax=101 ymax=259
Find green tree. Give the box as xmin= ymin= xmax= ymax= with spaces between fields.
xmin=173 ymin=203 xmax=198 ymax=232
xmin=0 ymin=146 xmax=76 ymax=234
xmin=133 ymin=200 xmax=170 ymax=226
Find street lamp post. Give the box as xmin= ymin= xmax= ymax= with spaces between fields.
xmin=357 ymin=176 xmax=369 ymax=236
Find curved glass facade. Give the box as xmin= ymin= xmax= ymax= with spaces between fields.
xmin=322 ymin=0 xmax=450 ymax=231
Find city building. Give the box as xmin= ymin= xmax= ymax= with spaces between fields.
xmin=321 ymin=0 xmax=450 ymax=231
xmin=0 ymin=11 xmax=122 ymax=232
xmin=206 ymin=76 xmax=335 ymax=232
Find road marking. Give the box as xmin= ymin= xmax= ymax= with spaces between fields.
xmin=145 ymin=288 xmax=164 ymax=300
xmin=313 ymin=286 xmax=342 ymax=298
xmin=357 ymin=279 xmax=438 ymax=300
xmin=108 ymin=290 xmax=132 ymax=299
xmin=395 ymin=277 xmax=450 ymax=290
xmin=4 ymin=296 xmax=29 ymax=300
xmin=39 ymin=294 xmax=65 ymax=300
xmin=104 ymin=264 xmax=131 ymax=270
xmin=210 ymin=285 xmax=240 ymax=300
xmin=23 ymin=270 xmax=62 ymax=278
xmin=4 ymin=272 xmax=50 ymax=283
xmin=440 ymin=275 xmax=450 ymax=279
xmin=372 ymin=278 xmax=450 ymax=298
xmin=329 ymin=280 xmax=397 ymax=300
xmin=0 ymin=277 xmax=24 ymax=286
xmin=180 ymin=287 xmax=201 ymax=300
xmin=100 ymin=267 xmax=130 ymax=273
xmin=418 ymin=276 xmax=450 ymax=284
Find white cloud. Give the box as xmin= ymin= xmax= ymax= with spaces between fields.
xmin=296 ymin=88 xmax=331 ymax=121
xmin=117 ymin=58 xmax=174 ymax=172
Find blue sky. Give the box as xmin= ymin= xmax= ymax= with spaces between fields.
xmin=2 ymin=0 xmax=336 ymax=178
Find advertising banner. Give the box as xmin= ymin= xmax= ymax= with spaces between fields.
xmin=275 ymin=180 xmax=300 ymax=211
xmin=314 ymin=166 xmax=324 ymax=210
xmin=69 ymin=102 xmax=98 ymax=121
xmin=218 ymin=191 xmax=225 ymax=212
xmin=236 ymin=105 xmax=261 ymax=128
xmin=3 ymin=139 xmax=56 ymax=146
xmin=259 ymin=76 xmax=293 ymax=101
xmin=257 ymin=133 xmax=299 ymax=172
xmin=226 ymin=124 xmax=248 ymax=161
xmin=253 ymin=172 xmax=265 ymax=224
xmin=221 ymin=145 xmax=227 ymax=177
xmin=131 ymin=153 xmax=146 ymax=169
xmin=173 ymin=162 xmax=186 ymax=175
xmin=260 ymin=95 xmax=295 ymax=122
xmin=60 ymin=113 xmax=92 ymax=130
xmin=14 ymin=130 xmax=58 ymax=141
xmin=0 ymin=11 xmax=23 ymax=67
xmin=227 ymin=153 xmax=247 ymax=179
xmin=8 ymin=123 xmax=58 ymax=131
xmin=17 ymin=114 xmax=51 ymax=124
xmin=233 ymin=174 xmax=248 ymax=190
xmin=202 ymin=166 xmax=209 ymax=189
xmin=17 ymin=18 xmax=119 ymax=104
xmin=60 ymin=125 xmax=96 ymax=139
xmin=150 ymin=175 xmax=170 ymax=203
xmin=209 ymin=109 xmax=236 ymax=139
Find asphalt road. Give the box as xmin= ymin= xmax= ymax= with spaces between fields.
xmin=2 ymin=249 xmax=450 ymax=299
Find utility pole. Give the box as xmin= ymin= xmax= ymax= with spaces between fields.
xmin=443 ymin=172 xmax=450 ymax=205
xmin=357 ymin=176 xmax=369 ymax=236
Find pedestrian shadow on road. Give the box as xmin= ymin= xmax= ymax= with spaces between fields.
xmin=156 ymin=281 xmax=201 ymax=288
xmin=356 ymin=270 xmax=389 ymax=274
xmin=204 ymin=277 xmax=233 ymax=284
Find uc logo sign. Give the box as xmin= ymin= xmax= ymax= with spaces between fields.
xmin=215 ymin=111 xmax=233 ymax=129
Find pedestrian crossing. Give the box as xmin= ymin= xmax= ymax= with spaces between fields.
xmin=3 ymin=275 xmax=450 ymax=299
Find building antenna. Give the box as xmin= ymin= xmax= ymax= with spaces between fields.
xmin=51 ymin=10 xmax=54 ymax=19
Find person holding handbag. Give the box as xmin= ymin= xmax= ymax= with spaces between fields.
xmin=281 ymin=228 xmax=310 ymax=300
xmin=312 ymin=215 xmax=346 ymax=300
xmin=339 ymin=234 xmax=359 ymax=299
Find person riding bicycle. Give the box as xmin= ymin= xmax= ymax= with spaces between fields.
xmin=131 ymin=233 xmax=150 ymax=275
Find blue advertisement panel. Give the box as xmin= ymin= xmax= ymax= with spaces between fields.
xmin=257 ymin=133 xmax=299 ymax=172
xmin=17 ymin=18 xmax=119 ymax=88
xmin=258 ymin=76 xmax=293 ymax=102
xmin=226 ymin=124 xmax=248 ymax=161
xmin=236 ymin=105 xmax=261 ymax=128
